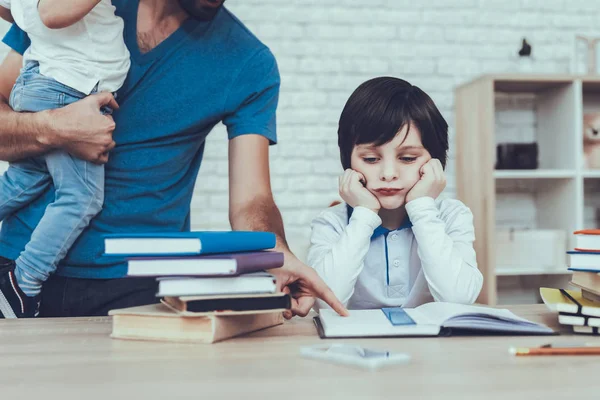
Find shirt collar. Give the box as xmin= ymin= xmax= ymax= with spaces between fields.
xmin=346 ymin=205 xmax=412 ymax=239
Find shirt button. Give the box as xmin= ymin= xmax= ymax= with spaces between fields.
xmin=393 ymin=260 xmax=401 ymax=268
xmin=390 ymin=234 xmax=398 ymax=240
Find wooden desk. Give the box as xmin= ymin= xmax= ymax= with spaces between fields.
xmin=1 ymin=305 xmax=598 ymax=399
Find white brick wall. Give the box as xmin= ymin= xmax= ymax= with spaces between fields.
xmin=2 ymin=1 xmax=600 ymax=257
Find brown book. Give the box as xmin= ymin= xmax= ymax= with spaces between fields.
xmin=571 ymin=271 xmax=600 ymax=296
xmin=109 ymin=303 xmax=283 ymax=344
xmin=582 ymin=289 xmax=600 ymax=303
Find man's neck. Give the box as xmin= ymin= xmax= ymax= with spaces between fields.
xmin=378 ymin=206 xmax=408 ymax=231
xmin=137 ymin=0 xmax=189 ymax=53
xmin=139 ymin=0 xmax=188 ymax=22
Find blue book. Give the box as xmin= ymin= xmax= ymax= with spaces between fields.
xmin=104 ymin=231 xmax=276 ymax=257
xmin=567 ymin=251 xmax=600 ymax=271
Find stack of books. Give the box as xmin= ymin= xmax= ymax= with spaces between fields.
xmin=540 ymin=288 xmax=600 ymax=335
xmin=541 ymin=229 xmax=600 ymax=335
xmin=103 ymin=231 xmax=291 ymax=343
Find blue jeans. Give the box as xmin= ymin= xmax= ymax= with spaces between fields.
xmin=0 ymin=61 xmax=106 ymax=282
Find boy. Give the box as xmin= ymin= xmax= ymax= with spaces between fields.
xmin=308 ymin=77 xmax=483 ymax=310
xmin=0 ymin=0 xmax=129 ymax=317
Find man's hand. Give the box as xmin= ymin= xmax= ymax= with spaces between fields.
xmin=405 ymin=158 xmax=446 ymax=203
xmin=269 ymin=253 xmax=349 ymax=319
xmin=339 ymin=169 xmax=381 ymax=213
xmin=44 ymin=92 xmax=119 ymax=164
xmin=0 ymin=6 xmax=14 ymax=23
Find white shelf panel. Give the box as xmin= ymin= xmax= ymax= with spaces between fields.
xmin=494 ymin=170 xmax=576 ymax=179
xmin=582 ymin=170 xmax=600 ymax=178
xmin=496 ymin=266 xmax=572 ymax=276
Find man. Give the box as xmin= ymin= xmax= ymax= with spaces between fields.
xmin=0 ymin=0 xmax=347 ymax=319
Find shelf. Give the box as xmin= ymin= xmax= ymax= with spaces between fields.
xmin=496 ymin=266 xmax=572 ymax=276
xmin=456 ymin=75 xmax=581 ymax=305
xmin=494 ymin=170 xmax=576 ymax=179
xmin=493 ymin=76 xmax=573 ymax=93
xmin=582 ymin=170 xmax=600 ymax=179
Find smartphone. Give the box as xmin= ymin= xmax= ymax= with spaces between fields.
xmin=300 ymin=344 xmax=411 ymax=370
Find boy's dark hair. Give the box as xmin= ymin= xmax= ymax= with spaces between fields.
xmin=337 ymin=77 xmax=449 ymax=170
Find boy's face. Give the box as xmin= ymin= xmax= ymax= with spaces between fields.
xmin=350 ymin=125 xmax=432 ymax=210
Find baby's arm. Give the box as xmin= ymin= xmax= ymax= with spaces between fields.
xmin=307 ymin=207 xmax=381 ymax=309
xmin=0 ymin=5 xmax=14 ymax=23
xmin=38 ymin=0 xmax=101 ymax=29
xmin=407 ymin=197 xmax=483 ymax=304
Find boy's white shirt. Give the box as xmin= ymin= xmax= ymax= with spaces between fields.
xmin=1 ymin=0 xmax=130 ymax=94
xmin=307 ymin=196 xmax=483 ymax=310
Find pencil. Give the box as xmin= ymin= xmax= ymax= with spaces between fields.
xmin=509 ymin=347 xmax=600 ymax=356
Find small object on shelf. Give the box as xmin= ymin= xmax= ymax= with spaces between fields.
xmin=495 ymin=143 xmax=538 ymax=170
xmin=574 ymin=35 xmax=600 ymax=75
xmin=583 ymin=113 xmax=600 ymax=169
xmin=518 ymin=38 xmax=532 ymax=57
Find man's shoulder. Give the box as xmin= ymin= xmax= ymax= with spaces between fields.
xmin=219 ymin=7 xmax=268 ymax=52
xmin=213 ymin=7 xmax=276 ymax=69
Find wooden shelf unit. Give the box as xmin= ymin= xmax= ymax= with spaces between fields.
xmin=455 ymin=74 xmax=600 ymax=305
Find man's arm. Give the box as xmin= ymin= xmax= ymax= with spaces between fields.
xmin=0 ymin=6 xmax=14 ymax=23
xmin=228 ymin=135 xmax=287 ymax=252
xmin=37 ymin=0 xmax=101 ymax=29
xmin=0 ymin=50 xmax=54 ymax=161
xmin=228 ymin=134 xmax=348 ymax=318
xmin=0 ymin=50 xmax=118 ymax=163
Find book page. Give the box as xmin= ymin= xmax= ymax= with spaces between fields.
xmin=318 ymin=309 xmax=440 ymax=337
xmin=413 ymin=302 xmax=532 ymax=325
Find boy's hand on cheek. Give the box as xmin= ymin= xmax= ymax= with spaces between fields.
xmin=339 ymin=169 xmax=381 ymax=213
xmin=406 ymin=159 xmax=446 ymax=203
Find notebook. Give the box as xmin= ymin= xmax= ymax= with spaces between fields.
xmin=156 ymin=272 xmax=277 ymax=297
xmin=573 ymin=229 xmax=600 ymax=252
xmin=126 ymin=251 xmax=284 ymax=277
xmin=540 ymin=287 xmax=600 ymax=317
xmin=315 ymin=302 xmax=554 ymax=338
xmin=162 ymin=292 xmax=291 ymax=313
xmin=558 ymin=314 xmax=600 ymax=327
xmin=104 ymin=231 xmax=276 ymax=256
xmin=109 ymin=303 xmax=283 ymax=344
xmin=540 ymin=287 xmax=600 ymax=327
xmin=574 ymin=325 xmax=600 ymax=335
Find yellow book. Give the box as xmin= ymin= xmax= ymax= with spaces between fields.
xmin=540 ymin=287 xmax=600 ymax=318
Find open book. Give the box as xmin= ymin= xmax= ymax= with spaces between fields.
xmin=315 ymin=302 xmax=554 ymax=338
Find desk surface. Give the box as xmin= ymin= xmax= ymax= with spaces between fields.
xmin=1 ymin=305 xmax=598 ymax=400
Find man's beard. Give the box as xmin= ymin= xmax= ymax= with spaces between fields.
xmin=178 ymin=0 xmax=225 ymax=21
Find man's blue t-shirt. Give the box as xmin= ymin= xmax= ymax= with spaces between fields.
xmin=0 ymin=1 xmax=279 ymax=278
